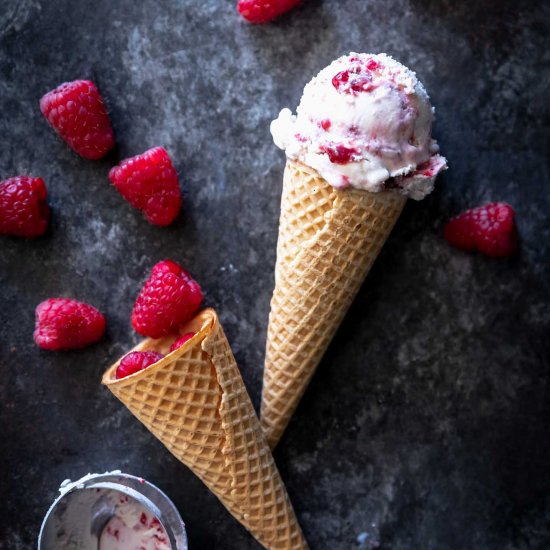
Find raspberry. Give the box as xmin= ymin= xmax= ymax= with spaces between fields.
xmin=237 ymin=0 xmax=302 ymax=23
xmin=332 ymin=58 xmax=380 ymax=95
xmin=169 ymin=332 xmax=196 ymax=352
xmin=366 ymin=59 xmax=381 ymax=71
xmin=320 ymin=143 xmax=360 ymax=164
xmin=34 ymin=298 xmax=106 ymax=350
xmin=332 ymin=70 xmax=374 ymax=94
xmin=0 ymin=176 xmax=50 ymax=238
xmin=443 ymin=202 xmax=518 ymax=257
xmin=132 ymin=260 xmax=203 ymax=338
xmin=40 ymin=80 xmax=115 ymax=160
xmin=115 ymin=351 xmax=164 ymax=379
xmin=109 ymin=147 xmax=182 ymax=226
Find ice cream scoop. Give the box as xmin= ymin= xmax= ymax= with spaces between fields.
xmin=271 ymin=52 xmax=447 ymax=199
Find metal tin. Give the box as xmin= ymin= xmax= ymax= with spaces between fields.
xmin=38 ymin=471 xmax=188 ymax=550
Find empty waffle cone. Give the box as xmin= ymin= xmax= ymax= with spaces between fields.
xmin=102 ymin=308 xmax=308 ymax=550
xmin=261 ymin=160 xmax=407 ymax=449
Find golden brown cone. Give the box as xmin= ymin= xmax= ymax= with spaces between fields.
xmin=261 ymin=161 xmax=407 ymax=449
xmin=102 ymin=308 xmax=308 ymax=550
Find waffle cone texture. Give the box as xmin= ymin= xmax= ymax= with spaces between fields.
xmin=261 ymin=160 xmax=407 ymax=449
xmin=103 ymin=308 xmax=308 ymax=550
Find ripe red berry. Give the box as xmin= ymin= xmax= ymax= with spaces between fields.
xmin=40 ymin=80 xmax=115 ymax=160
xmin=34 ymin=298 xmax=106 ymax=351
xmin=320 ymin=143 xmax=360 ymax=164
xmin=331 ymin=57 xmax=382 ymax=95
xmin=443 ymin=202 xmax=518 ymax=257
xmin=237 ymin=0 xmax=302 ymax=23
xmin=169 ymin=332 xmax=196 ymax=352
xmin=109 ymin=147 xmax=182 ymax=226
xmin=132 ymin=260 xmax=203 ymax=338
xmin=0 ymin=176 xmax=50 ymax=238
xmin=115 ymin=351 xmax=164 ymax=379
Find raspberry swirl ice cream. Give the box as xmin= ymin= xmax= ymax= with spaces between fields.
xmin=99 ymin=494 xmax=171 ymax=550
xmin=270 ymin=53 xmax=447 ymax=199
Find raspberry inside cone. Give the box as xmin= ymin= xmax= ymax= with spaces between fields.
xmin=169 ymin=332 xmax=196 ymax=352
xmin=116 ymin=351 xmax=165 ymax=379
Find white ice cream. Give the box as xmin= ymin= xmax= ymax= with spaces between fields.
xmin=99 ymin=494 xmax=171 ymax=550
xmin=271 ymin=52 xmax=447 ymax=199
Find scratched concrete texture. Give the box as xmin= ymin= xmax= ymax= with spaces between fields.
xmin=0 ymin=0 xmax=549 ymax=548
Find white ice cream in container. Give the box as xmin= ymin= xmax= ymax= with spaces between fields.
xmin=271 ymin=52 xmax=447 ymax=199
xmin=38 ymin=471 xmax=187 ymax=550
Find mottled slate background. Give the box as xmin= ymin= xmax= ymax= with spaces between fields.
xmin=1 ymin=0 xmax=549 ymax=548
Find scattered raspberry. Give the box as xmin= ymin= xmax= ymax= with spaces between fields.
xmin=443 ymin=202 xmax=518 ymax=257
xmin=169 ymin=332 xmax=196 ymax=352
xmin=321 ymin=143 xmax=360 ymax=164
xmin=34 ymin=298 xmax=106 ymax=350
xmin=319 ymin=119 xmax=331 ymax=131
xmin=237 ymin=0 xmax=302 ymax=23
xmin=132 ymin=260 xmax=203 ymax=338
xmin=115 ymin=351 xmax=164 ymax=379
xmin=0 ymin=176 xmax=50 ymax=238
xmin=109 ymin=147 xmax=182 ymax=226
xmin=40 ymin=80 xmax=115 ymax=160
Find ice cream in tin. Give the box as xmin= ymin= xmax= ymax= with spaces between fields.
xmin=99 ymin=494 xmax=170 ymax=550
xmin=38 ymin=472 xmax=187 ymax=550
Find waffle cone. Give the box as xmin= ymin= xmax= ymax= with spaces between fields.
xmin=102 ymin=308 xmax=308 ymax=550
xmin=261 ymin=161 xmax=406 ymax=449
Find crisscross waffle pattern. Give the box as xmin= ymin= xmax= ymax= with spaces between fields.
xmin=103 ymin=309 xmax=308 ymax=550
xmin=261 ymin=161 xmax=406 ymax=449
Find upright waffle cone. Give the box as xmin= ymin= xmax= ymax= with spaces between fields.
xmin=262 ymin=161 xmax=406 ymax=449
xmin=102 ymin=308 xmax=308 ymax=550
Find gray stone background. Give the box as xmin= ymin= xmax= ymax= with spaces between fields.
xmin=1 ymin=0 xmax=549 ymax=548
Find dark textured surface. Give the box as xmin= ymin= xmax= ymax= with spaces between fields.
xmin=1 ymin=0 xmax=549 ymax=548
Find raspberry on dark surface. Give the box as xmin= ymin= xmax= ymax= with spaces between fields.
xmin=40 ymin=80 xmax=115 ymax=160
xmin=34 ymin=298 xmax=106 ymax=351
xmin=443 ymin=202 xmax=518 ymax=257
xmin=0 ymin=176 xmax=50 ymax=238
xmin=169 ymin=332 xmax=196 ymax=352
xmin=115 ymin=351 xmax=164 ymax=379
xmin=109 ymin=147 xmax=182 ymax=226
xmin=132 ymin=260 xmax=203 ymax=338
xmin=237 ymin=0 xmax=302 ymax=23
